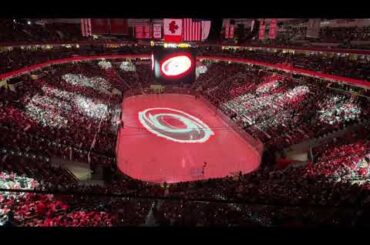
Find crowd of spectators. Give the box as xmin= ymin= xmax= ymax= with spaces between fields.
xmin=0 ymin=60 xmax=133 ymax=166
xmin=161 ymin=122 xmax=370 ymax=226
xmin=319 ymin=26 xmax=370 ymax=43
xmin=0 ymin=50 xmax=370 ymax=226
xmin=195 ymin=61 xmax=370 ymax=151
xmin=311 ymin=127 xmax=370 ymax=180
xmin=0 ymin=168 xmax=152 ymax=226
xmin=0 ymin=44 xmax=153 ymax=74
xmin=0 ymin=58 xmax=158 ymax=225
xmin=0 ymin=37 xmax=369 ymax=83
xmin=227 ymin=20 xmax=370 ymax=50
xmin=197 ymin=46 xmax=370 ymax=81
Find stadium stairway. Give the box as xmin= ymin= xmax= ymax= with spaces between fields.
xmin=283 ymin=120 xmax=370 ymax=158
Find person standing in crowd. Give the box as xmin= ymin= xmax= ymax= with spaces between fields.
xmin=3 ymin=211 xmax=15 ymax=227
xmin=202 ymin=161 xmax=207 ymax=176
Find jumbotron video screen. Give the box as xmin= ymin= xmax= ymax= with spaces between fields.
xmin=152 ymin=47 xmax=196 ymax=84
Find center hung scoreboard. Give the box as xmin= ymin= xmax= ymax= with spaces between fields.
xmin=152 ymin=46 xmax=196 ymax=84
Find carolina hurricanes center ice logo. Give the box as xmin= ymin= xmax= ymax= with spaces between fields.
xmin=138 ymin=108 xmax=214 ymax=143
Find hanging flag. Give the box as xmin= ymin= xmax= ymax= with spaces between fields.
xmin=91 ymin=19 xmax=110 ymax=35
xmin=251 ymin=20 xmax=255 ymax=32
xmin=81 ymin=19 xmax=92 ymax=37
xmin=135 ymin=23 xmax=151 ymax=39
xmin=229 ymin=25 xmax=235 ymax=39
xmin=223 ymin=19 xmax=229 ymax=39
xmin=259 ymin=20 xmax=265 ymax=40
xmin=143 ymin=23 xmax=152 ymax=39
xmin=306 ymin=19 xmax=321 ymax=38
xmin=269 ymin=19 xmax=278 ymax=39
xmin=81 ymin=19 xmax=87 ymax=37
xmin=135 ymin=24 xmax=145 ymax=39
xmin=163 ymin=18 xmax=182 ymax=42
xmin=153 ymin=24 xmax=162 ymax=39
xmin=110 ymin=19 xmax=128 ymax=35
xmin=225 ymin=24 xmax=235 ymax=39
xmin=81 ymin=19 xmax=86 ymax=37
xmin=87 ymin=19 xmax=92 ymax=36
xmin=201 ymin=20 xmax=211 ymax=41
xmin=183 ymin=18 xmax=202 ymax=41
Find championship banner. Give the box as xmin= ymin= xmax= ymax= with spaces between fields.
xmin=91 ymin=19 xmax=110 ymax=35
xmin=135 ymin=24 xmax=145 ymax=39
xmin=143 ymin=24 xmax=152 ymax=39
xmin=87 ymin=19 xmax=92 ymax=37
xmin=81 ymin=19 xmax=86 ymax=37
xmin=223 ymin=19 xmax=229 ymax=39
xmin=201 ymin=20 xmax=211 ymax=41
xmin=80 ymin=19 xmax=92 ymax=37
xmin=164 ymin=19 xmax=182 ymax=42
xmin=153 ymin=24 xmax=162 ymax=39
xmin=306 ymin=19 xmax=321 ymax=38
xmin=259 ymin=20 xmax=265 ymax=40
xmin=269 ymin=19 xmax=278 ymax=39
xmin=229 ymin=25 xmax=235 ymax=39
xmin=110 ymin=19 xmax=128 ymax=35
xmin=225 ymin=24 xmax=235 ymax=39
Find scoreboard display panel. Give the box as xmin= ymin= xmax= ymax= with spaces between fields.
xmin=152 ymin=47 xmax=196 ymax=84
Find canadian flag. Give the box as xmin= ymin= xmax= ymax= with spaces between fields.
xmin=163 ymin=18 xmax=182 ymax=42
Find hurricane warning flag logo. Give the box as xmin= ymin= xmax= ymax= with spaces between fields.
xmin=138 ymin=108 xmax=214 ymax=143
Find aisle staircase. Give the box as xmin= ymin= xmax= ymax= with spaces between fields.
xmin=284 ymin=120 xmax=370 ymax=156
